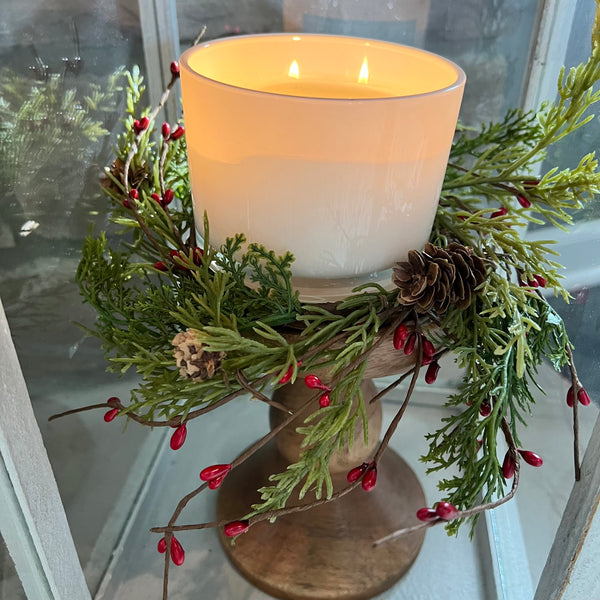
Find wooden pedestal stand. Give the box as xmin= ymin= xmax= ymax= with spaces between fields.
xmin=217 ymin=343 xmax=426 ymax=600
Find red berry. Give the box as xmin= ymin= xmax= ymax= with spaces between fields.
xmin=517 ymin=194 xmax=531 ymax=208
xmin=200 ymin=463 xmax=232 ymax=482
xmin=421 ymin=355 xmax=434 ymax=366
xmin=435 ymin=501 xmax=459 ymax=520
xmin=502 ymin=451 xmax=515 ymax=479
xmin=122 ymin=199 xmax=131 ymax=209
xmin=278 ymin=364 xmax=294 ymax=384
xmin=170 ymin=61 xmax=180 ymax=76
xmin=318 ymin=393 xmax=331 ymax=408
xmin=567 ymin=386 xmax=574 ymax=407
xmin=103 ymin=408 xmax=119 ymax=422
xmin=304 ymin=374 xmax=329 ymax=390
xmin=170 ymin=536 xmax=185 ymax=566
xmin=107 ymin=396 xmax=120 ymax=406
xmin=192 ymin=247 xmax=204 ymax=265
xmin=425 ymin=361 xmax=440 ymax=385
xmin=161 ymin=122 xmax=171 ymax=138
xmin=170 ymin=423 xmax=187 ymax=450
xmin=163 ymin=189 xmax=174 ymax=206
xmin=491 ymin=206 xmax=508 ymax=218
xmin=361 ymin=464 xmax=377 ymax=491
xmin=534 ymin=275 xmax=547 ymax=288
xmin=151 ymin=192 xmax=161 ymax=203
xmin=393 ymin=324 xmax=409 ymax=350
xmin=577 ymin=388 xmax=591 ymax=406
xmin=422 ymin=338 xmax=435 ymax=358
xmin=479 ymin=401 xmax=492 ymax=417
xmin=133 ymin=116 xmax=150 ymax=135
xmin=154 ymin=261 xmax=168 ymax=272
xmin=346 ymin=463 xmax=368 ymax=483
xmin=208 ymin=474 xmax=227 ymax=490
xmin=524 ymin=180 xmax=539 ymax=188
xmin=527 ymin=278 xmax=539 ymax=288
xmin=129 ymin=188 xmax=139 ymax=200
xmin=518 ymin=450 xmax=543 ymax=467
xmin=403 ymin=332 xmax=417 ymax=356
xmin=157 ymin=537 xmax=167 ymax=553
xmin=224 ymin=520 xmax=249 ymax=537
xmin=416 ymin=507 xmax=438 ymax=522
xmin=170 ymin=125 xmax=185 ymax=140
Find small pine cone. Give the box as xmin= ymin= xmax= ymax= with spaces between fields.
xmin=392 ymin=243 xmax=486 ymax=314
xmin=172 ymin=330 xmax=226 ymax=382
xmin=101 ymin=157 xmax=151 ymax=194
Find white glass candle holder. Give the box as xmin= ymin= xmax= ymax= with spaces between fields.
xmin=180 ymin=33 xmax=465 ymax=302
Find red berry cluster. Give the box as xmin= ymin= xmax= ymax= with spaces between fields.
xmin=417 ymin=501 xmax=459 ymax=522
xmin=346 ymin=462 xmax=378 ymax=491
xmin=304 ymin=374 xmax=333 ymax=408
xmin=566 ymin=385 xmax=591 ymax=407
xmin=133 ymin=116 xmax=150 ymax=135
xmin=151 ymin=188 xmax=175 ymax=208
xmin=393 ymin=324 xmax=440 ymax=384
xmin=157 ymin=535 xmax=185 ymax=566
xmin=502 ymin=449 xmax=543 ymax=479
xmin=200 ymin=463 xmax=232 ymax=490
xmin=519 ymin=273 xmax=547 ymax=288
xmin=154 ymin=247 xmax=204 ymax=273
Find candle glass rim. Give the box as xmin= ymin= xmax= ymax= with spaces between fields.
xmin=179 ymin=32 xmax=466 ymax=102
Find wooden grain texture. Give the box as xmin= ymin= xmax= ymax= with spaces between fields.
xmin=534 ymin=412 xmax=600 ymax=600
xmin=217 ymin=373 xmax=426 ymax=600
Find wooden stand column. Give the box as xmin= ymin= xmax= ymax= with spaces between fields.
xmin=217 ymin=360 xmax=426 ymax=600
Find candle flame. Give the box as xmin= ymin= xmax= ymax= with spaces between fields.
xmin=288 ymin=60 xmax=300 ymax=79
xmin=358 ymin=57 xmax=369 ymax=84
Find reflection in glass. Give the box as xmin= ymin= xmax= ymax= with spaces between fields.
xmin=0 ymin=0 xmax=148 ymax=594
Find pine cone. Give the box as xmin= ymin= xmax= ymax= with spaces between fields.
xmin=172 ymin=330 xmax=226 ymax=382
xmin=392 ymin=243 xmax=486 ymax=314
xmin=101 ymin=157 xmax=151 ymax=194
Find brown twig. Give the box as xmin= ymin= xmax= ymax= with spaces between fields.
xmin=374 ymin=417 xmax=521 ymax=546
xmin=565 ymin=344 xmax=582 ymax=481
xmin=48 ymin=402 xmax=115 ymax=421
xmin=373 ymin=331 xmax=422 ymax=464
xmin=235 ymin=370 xmax=293 ymax=414
xmin=369 ymin=348 xmax=449 ymax=406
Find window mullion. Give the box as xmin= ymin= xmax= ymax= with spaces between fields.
xmin=521 ymin=0 xmax=577 ymax=110
xmin=138 ymin=0 xmax=181 ymax=123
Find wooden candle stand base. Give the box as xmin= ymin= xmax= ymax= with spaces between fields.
xmin=217 ymin=373 xmax=426 ymax=600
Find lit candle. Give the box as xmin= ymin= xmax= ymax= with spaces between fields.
xmin=180 ymin=34 xmax=465 ymax=301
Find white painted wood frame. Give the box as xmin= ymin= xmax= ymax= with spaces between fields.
xmin=0 ymin=297 xmax=91 ymax=600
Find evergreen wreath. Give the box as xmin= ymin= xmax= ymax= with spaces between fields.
xmin=52 ymin=10 xmax=600 ymax=598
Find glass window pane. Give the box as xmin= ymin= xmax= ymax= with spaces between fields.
xmin=176 ymin=0 xmax=541 ymax=126
xmin=520 ymin=0 xmax=600 ymax=587
xmin=0 ymin=0 xmax=152 ymax=594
